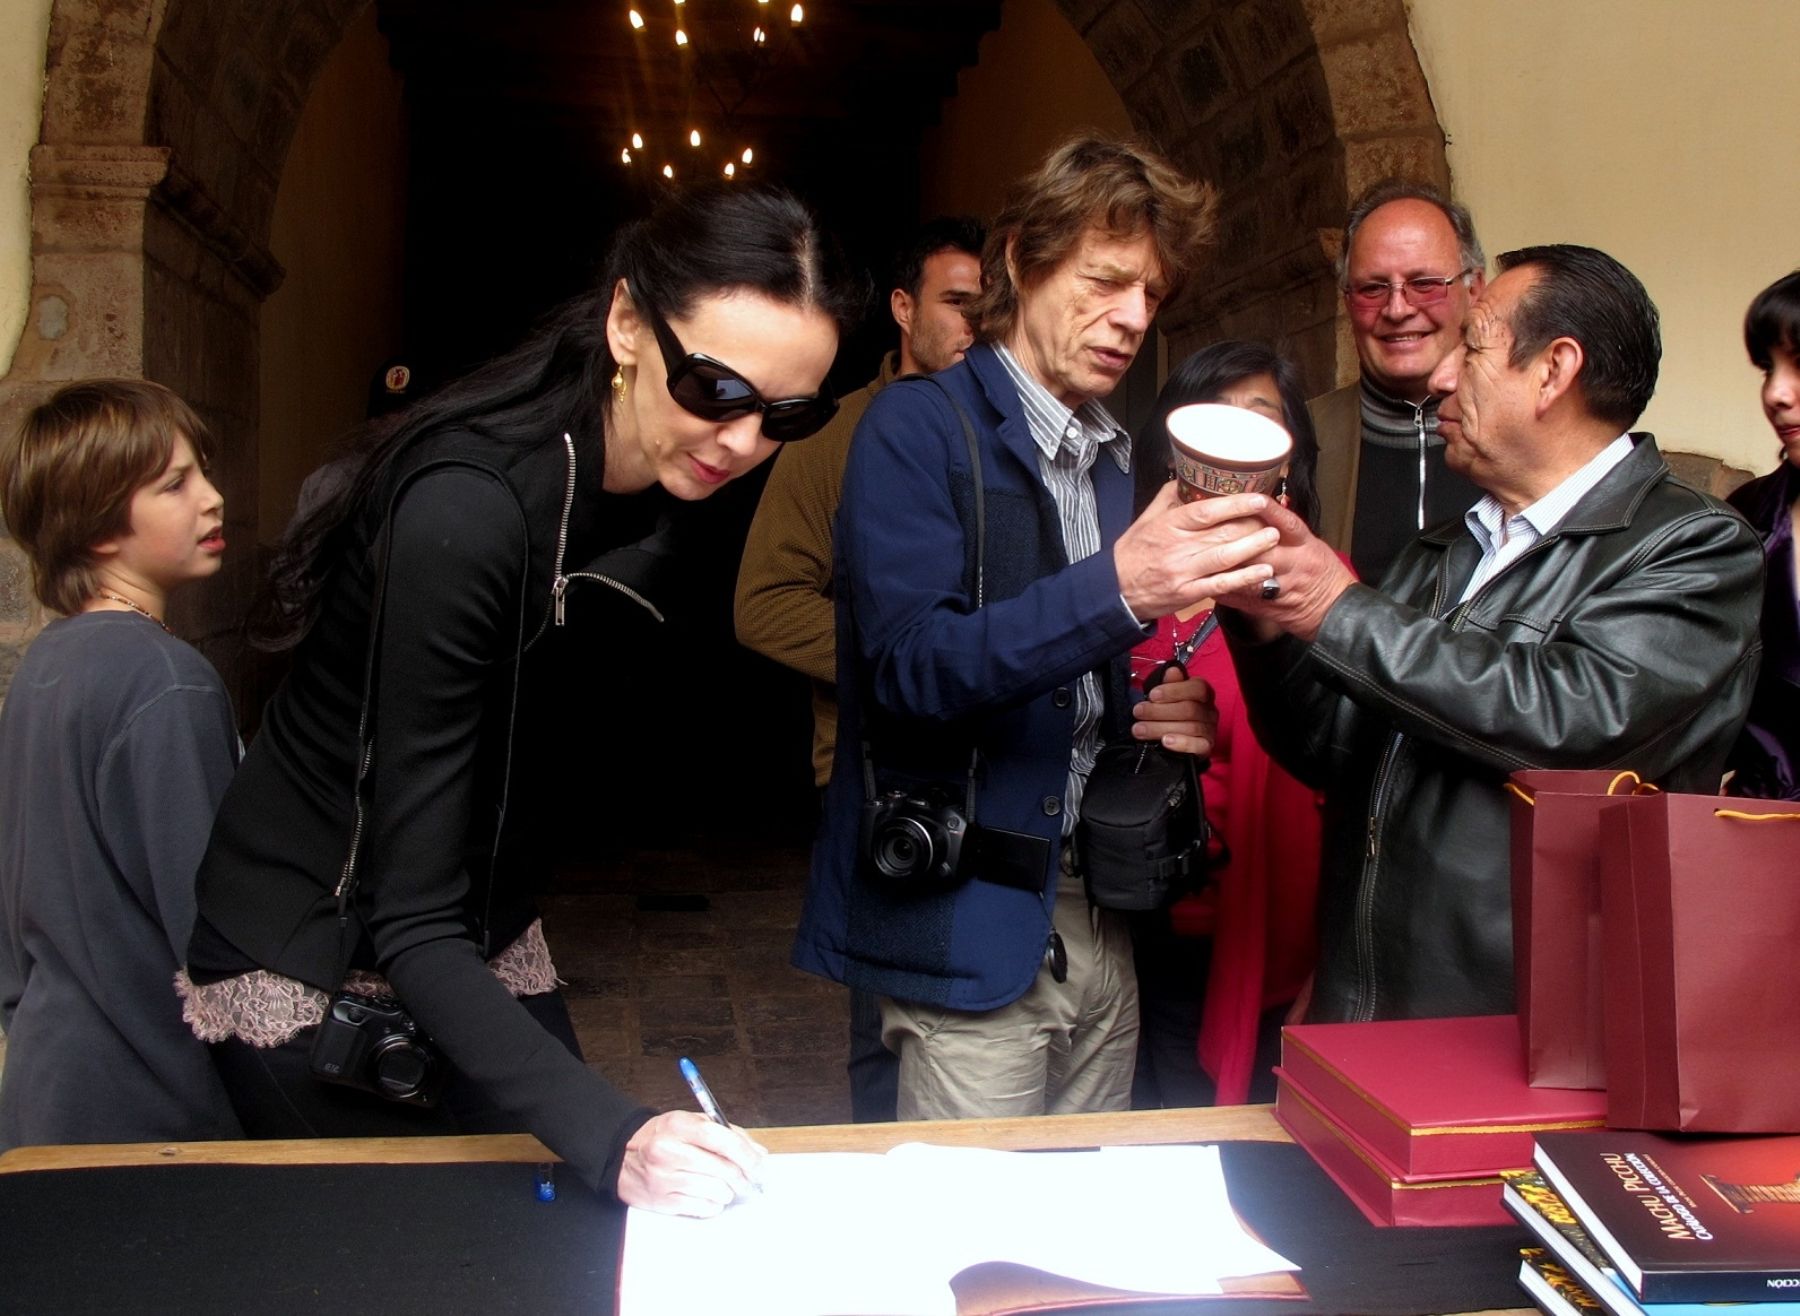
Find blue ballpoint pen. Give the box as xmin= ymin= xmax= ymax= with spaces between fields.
xmin=678 ymin=1056 xmax=764 ymax=1195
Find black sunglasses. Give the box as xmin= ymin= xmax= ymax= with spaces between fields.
xmin=640 ymin=295 xmax=837 ymax=443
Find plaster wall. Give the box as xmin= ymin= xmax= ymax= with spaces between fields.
xmin=257 ymin=5 xmax=406 ymax=540
xmin=918 ymin=0 xmax=1132 ymax=223
xmin=1408 ymin=0 xmax=1800 ymax=475
xmin=0 ymin=0 xmax=54 ymax=378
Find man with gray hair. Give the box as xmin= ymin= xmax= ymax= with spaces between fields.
xmin=1312 ymin=180 xmax=1489 ymax=581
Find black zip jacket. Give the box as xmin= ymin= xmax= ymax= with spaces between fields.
xmin=194 ymin=423 xmax=679 ymax=1193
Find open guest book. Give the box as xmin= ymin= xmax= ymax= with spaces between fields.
xmin=617 ymin=1142 xmax=1303 ymax=1315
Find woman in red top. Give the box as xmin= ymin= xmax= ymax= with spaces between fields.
xmin=1129 ymin=341 xmax=1331 ymax=1107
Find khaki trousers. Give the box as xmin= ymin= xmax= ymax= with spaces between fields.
xmin=879 ymin=865 xmax=1139 ymax=1119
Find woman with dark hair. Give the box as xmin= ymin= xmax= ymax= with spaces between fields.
xmin=1726 ymin=270 xmax=1800 ymax=800
xmin=1128 ymin=340 xmax=1330 ymax=1108
xmin=181 ymin=185 xmax=863 ymax=1212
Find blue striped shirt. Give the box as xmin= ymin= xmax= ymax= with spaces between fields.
xmin=994 ymin=344 xmax=1132 ymax=832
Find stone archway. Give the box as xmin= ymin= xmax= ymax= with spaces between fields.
xmin=1054 ymin=0 xmax=1447 ymax=395
xmin=0 ymin=0 xmax=1446 ymax=695
xmin=1 ymin=0 xmax=370 ymax=687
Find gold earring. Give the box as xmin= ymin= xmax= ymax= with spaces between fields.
xmin=611 ymin=367 xmax=627 ymax=401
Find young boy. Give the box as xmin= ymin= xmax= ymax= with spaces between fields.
xmin=0 ymin=379 xmax=242 ymax=1148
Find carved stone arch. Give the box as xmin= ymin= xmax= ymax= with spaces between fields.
xmin=2 ymin=0 xmax=1449 ymax=689
xmin=1053 ymin=0 xmax=1450 ymax=394
xmin=2 ymin=0 xmax=371 ymax=678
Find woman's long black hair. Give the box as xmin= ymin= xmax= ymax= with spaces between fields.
xmin=253 ymin=184 xmax=866 ymax=650
xmin=1132 ymin=339 xmax=1323 ymax=531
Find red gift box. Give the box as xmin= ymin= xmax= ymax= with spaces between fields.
xmin=1274 ymin=1068 xmax=1513 ymax=1227
xmin=1279 ymin=1015 xmax=1605 ymax=1176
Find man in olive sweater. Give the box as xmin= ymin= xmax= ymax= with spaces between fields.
xmin=736 ymin=217 xmax=985 ymax=785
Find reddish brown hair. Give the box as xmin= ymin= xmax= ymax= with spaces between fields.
xmin=3 ymin=378 xmax=212 ymax=615
xmin=966 ymin=135 xmax=1219 ymax=343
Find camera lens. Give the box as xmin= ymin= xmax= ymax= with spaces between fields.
xmin=373 ymin=1040 xmax=431 ymax=1098
xmin=873 ymin=817 xmax=939 ymax=879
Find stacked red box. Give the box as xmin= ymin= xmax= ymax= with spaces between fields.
xmin=1273 ymin=1014 xmax=1606 ymax=1227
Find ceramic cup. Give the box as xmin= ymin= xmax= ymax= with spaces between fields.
xmin=1165 ymin=402 xmax=1293 ymax=502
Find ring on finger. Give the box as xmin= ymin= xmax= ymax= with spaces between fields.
xmin=1260 ymin=577 xmax=1283 ymax=601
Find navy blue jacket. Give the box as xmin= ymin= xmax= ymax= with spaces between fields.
xmin=792 ymin=343 xmax=1147 ymax=1011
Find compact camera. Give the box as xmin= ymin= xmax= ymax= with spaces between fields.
xmin=860 ymin=788 xmax=970 ymax=885
xmin=309 ymin=990 xmax=447 ymax=1108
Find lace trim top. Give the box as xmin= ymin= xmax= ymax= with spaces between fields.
xmin=176 ymin=919 xmax=560 ymax=1049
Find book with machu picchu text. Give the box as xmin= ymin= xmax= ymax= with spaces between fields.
xmin=1534 ymin=1131 xmax=1800 ymax=1303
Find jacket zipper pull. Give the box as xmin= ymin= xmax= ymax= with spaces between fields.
xmin=553 ymin=575 xmax=568 ymax=626
xmin=1366 ymin=816 xmax=1379 ymax=859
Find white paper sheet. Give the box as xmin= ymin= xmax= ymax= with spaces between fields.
xmin=616 ymin=1142 xmax=1298 ymax=1316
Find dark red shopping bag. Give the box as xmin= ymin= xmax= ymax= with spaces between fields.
xmin=1599 ymin=793 xmax=1800 ymax=1131
xmin=1507 ymin=770 xmax=1656 ymax=1089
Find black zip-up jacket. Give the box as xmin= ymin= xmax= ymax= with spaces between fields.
xmin=194 ymin=423 xmax=679 ymax=1193
xmin=1225 ymin=435 xmax=1764 ymax=1022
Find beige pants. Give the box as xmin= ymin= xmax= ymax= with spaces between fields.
xmin=879 ymin=866 xmax=1139 ymax=1119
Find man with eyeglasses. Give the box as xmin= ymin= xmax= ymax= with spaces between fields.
xmin=1312 ymin=180 xmax=1488 ymax=583
xmin=736 ymin=216 xmax=986 ymax=1123
xmin=794 ymin=137 xmax=1276 ymax=1120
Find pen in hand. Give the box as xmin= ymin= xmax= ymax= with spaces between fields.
xmin=678 ymin=1055 xmax=764 ymax=1196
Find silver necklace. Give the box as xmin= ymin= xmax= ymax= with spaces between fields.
xmin=94 ymin=590 xmax=171 ymax=633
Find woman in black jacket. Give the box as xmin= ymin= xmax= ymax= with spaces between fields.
xmin=182 ymin=185 xmax=862 ymax=1214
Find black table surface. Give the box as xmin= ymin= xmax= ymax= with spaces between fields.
xmin=0 ymin=1141 xmax=1533 ymax=1315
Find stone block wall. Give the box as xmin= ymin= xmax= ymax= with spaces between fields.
xmin=0 ymin=0 xmax=367 ymax=710
xmin=1054 ymin=0 xmax=1445 ymax=397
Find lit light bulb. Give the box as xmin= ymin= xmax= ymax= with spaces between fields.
xmin=724 ymin=162 xmax=736 ymax=178
xmin=741 ymin=147 xmax=754 ymax=165
xmin=631 ymin=132 xmax=644 ymax=150
xmin=752 ymin=25 xmax=766 ymax=43
xmin=674 ymin=27 xmax=687 ymax=46
xmin=790 ymin=3 xmax=803 ymax=22
xmin=621 ymin=148 xmax=632 ymax=164
xmin=628 ymin=9 xmax=644 ymax=30
xmin=662 ymin=164 xmax=674 ymax=179
xmin=688 ymin=128 xmax=701 ymax=147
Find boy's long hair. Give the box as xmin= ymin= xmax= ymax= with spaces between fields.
xmin=4 ymin=379 xmax=212 ymax=616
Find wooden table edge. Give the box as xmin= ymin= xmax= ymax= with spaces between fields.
xmin=0 ymin=1104 xmax=1290 ymax=1172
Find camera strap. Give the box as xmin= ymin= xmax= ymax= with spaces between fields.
xmin=856 ymin=380 xmax=1051 ymax=894
xmin=858 ymin=377 xmax=984 ymax=817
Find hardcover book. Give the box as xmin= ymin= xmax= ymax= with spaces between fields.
xmin=1502 ymin=1169 xmax=1800 ymax=1316
xmin=1520 ymin=1246 xmax=1607 ymax=1316
xmin=1279 ymin=1014 xmax=1605 ymax=1176
xmin=1534 ymin=1131 xmax=1800 ymax=1304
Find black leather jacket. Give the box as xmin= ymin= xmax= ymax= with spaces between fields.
xmin=1228 ymin=435 xmax=1764 ymax=1022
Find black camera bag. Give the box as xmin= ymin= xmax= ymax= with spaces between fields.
xmin=1077 ymin=741 xmax=1208 ymax=911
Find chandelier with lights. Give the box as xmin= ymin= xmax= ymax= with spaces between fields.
xmin=620 ymin=1 xmax=807 ymax=182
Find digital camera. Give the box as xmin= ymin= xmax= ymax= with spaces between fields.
xmin=309 ymin=990 xmax=447 ymax=1108
xmin=860 ymin=787 xmax=969 ymax=885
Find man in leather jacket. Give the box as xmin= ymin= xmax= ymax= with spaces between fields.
xmin=1216 ymin=244 xmax=1764 ymax=1022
